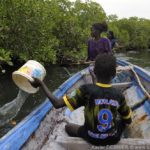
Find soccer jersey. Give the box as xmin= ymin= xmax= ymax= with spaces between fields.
xmin=63 ymin=82 xmax=132 ymax=140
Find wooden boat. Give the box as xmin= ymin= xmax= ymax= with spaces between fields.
xmin=0 ymin=59 xmax=150 ymax=150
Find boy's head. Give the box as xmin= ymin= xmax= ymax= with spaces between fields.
xmin=94 ymin=54 xmax=116 ymax=82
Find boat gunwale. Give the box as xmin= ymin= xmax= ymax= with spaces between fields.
xmin=0 ymin=68 xmax=87 ymax=150
xmin=117 ymin=59 xmax=150 ymax=83
xmin=0 ymin=60 xmax=150 ymax=150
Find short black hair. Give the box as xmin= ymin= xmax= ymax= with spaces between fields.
xmin=94 ymin=54 xmax=116 ymax=81
xmin=108 ymin=31 xmax=115 ymax=39
xmin=92 ymin=22 xmax=108 ymax=33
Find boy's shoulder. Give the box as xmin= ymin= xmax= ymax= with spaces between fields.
xmin=79 ymin=84 xmax=98 ymax=93
xmin=80 ymin=83 xmax=98 ymax=88
xmin=79 ymin=84 xmax=125 ymax=102
xmin=80 ymin=84 xmax=124 ymax=95
xmin=111 ymin=87 xmax=125 ymax=99
xmin=111 ymin=87 xmax=122 ymax=93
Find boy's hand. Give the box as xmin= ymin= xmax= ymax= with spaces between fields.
xmin=29 ymin=77 xmax=42 ymax=88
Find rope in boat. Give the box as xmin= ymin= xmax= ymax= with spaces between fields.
xmin=129 ymin=65 xmax=150 ymax=111
xmin=85 ymin=63 xmax=150 ymax=110
xmin=129 ymin=65 xmax=150 ymax=100
xmin=64 ymin=63 xmax=150 ymax=110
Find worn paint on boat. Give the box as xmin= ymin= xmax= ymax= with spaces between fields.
xmin=0 ymin=59 xmax=150 ymax=150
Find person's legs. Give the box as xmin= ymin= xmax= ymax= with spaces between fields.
xmin=109 ymin=119 xmax=126 ymax=144
xmin=65 ymin=123 xmax=83 ymax=137
xmin=65 ymin=122 xmax=126 ymax=145
xmin=117 ymin=120 xmax=128 ymax=138
xmin=65 ymin=123 xmax=89 ymax=139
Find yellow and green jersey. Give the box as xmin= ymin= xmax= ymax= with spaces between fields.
xmin=63 ymin=83 xmax=132 ymax=139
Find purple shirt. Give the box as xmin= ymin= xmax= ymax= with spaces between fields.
xmin=87 ymin=38 xmax=112 ymax=61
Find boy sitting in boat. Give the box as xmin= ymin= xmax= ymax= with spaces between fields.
xmin=30 ymin=54 xmax=132 ymax=146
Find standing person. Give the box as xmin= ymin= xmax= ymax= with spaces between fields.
xmin=107 ymin=31 xmax=120 ymax=50
xmin=30 ymin=54 xmax=132 ymax=146
xmin=87 ymin=22 xmax=112 ymax=61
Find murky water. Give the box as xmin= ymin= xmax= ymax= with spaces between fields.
xmin=115 ymin=50 xmax=150 ymax=71
xmin=0 ymin=50 xmax=150 ymax=137
xmin=0 ymin=64 xmax=84 ymax=137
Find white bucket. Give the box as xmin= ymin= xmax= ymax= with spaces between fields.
xmin=12 ymin=60 xmax=46 ymax=93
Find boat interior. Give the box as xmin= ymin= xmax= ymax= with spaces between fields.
xmin=22 ymin=66 xmax=150 ymax=150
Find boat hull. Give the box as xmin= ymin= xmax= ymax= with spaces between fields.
xmin=0 ymin=59 xmax=150 ymax=150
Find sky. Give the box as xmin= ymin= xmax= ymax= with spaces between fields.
xmin=94 ymin=0 xmax=150 ymax=19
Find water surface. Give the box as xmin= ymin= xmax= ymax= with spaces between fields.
xmin=0 ymin=50 xmax=150 ymax=137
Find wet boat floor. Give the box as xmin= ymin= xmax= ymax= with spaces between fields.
xmin=22 ymin=72 xmax=150 ymax=150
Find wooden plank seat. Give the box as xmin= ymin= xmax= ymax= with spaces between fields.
xmin=112 ymin=82 xmax=132 ymax=88
xmin=55 ymin=136 xmax=150 ymax=150
xmin=111 ymin=82 xmax=132 ymax=92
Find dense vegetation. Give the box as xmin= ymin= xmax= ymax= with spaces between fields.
xmin=0 ymin=0 xmax=150 ymax=67
xmin=108 ymin=15 xmax=150 ymax=50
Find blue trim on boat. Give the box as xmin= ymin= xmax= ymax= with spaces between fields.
xmin=135 ymin=86 xmax=145 ymax=100
xmin=144 ymin=101 xmax=150 ymax=118
xmin=0 ymin=60 xmax=150 ymax=150
xmin=0 ymin=68 xmax=86 ymax=150
xmin=117 ymin=59 xmax=150 ymax=83
xmin=117 ymin=60 xmax=150 ymax=119
xmin=133 ymin=67 xmax=150 ymax=83
xmin=0 ymin=99 xmax=52 ymax=150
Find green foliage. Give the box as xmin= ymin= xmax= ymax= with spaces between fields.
xmin=0 ymin=0 xmax=106 ymax=64
xmin=51 ymin=0 xmax=106 ymax=62
xmin=107 ymin=14 xmax=118 ymax=22
xmin=118 ymin=30 xmax=130 ymax=47
xmin=0 ymin=0 xmax=58 ymax=63
xmin=0 ymin=48 xmax=13 ymax=66
xmin=108 ymin=16 xmax=150 ymax=50
xmin=1 ymin=0 xmax=150 ymax=66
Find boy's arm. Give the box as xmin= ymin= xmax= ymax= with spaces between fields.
xmin=89 ymin=67 xmax=96 ymax=84
xmin=118 ymin=95 xmax=132 ymax=125
xmin=30 ymin=78 xmax=65 ymax=109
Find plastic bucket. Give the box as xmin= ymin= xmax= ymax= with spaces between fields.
xmin=12 ymin=60 xmax=46 ymax=93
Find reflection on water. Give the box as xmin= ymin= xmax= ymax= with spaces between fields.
xmin=0 ymin=50 xmax=149 ymax=137
xmin=115 ymin=50 xmax=150 ymax=71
